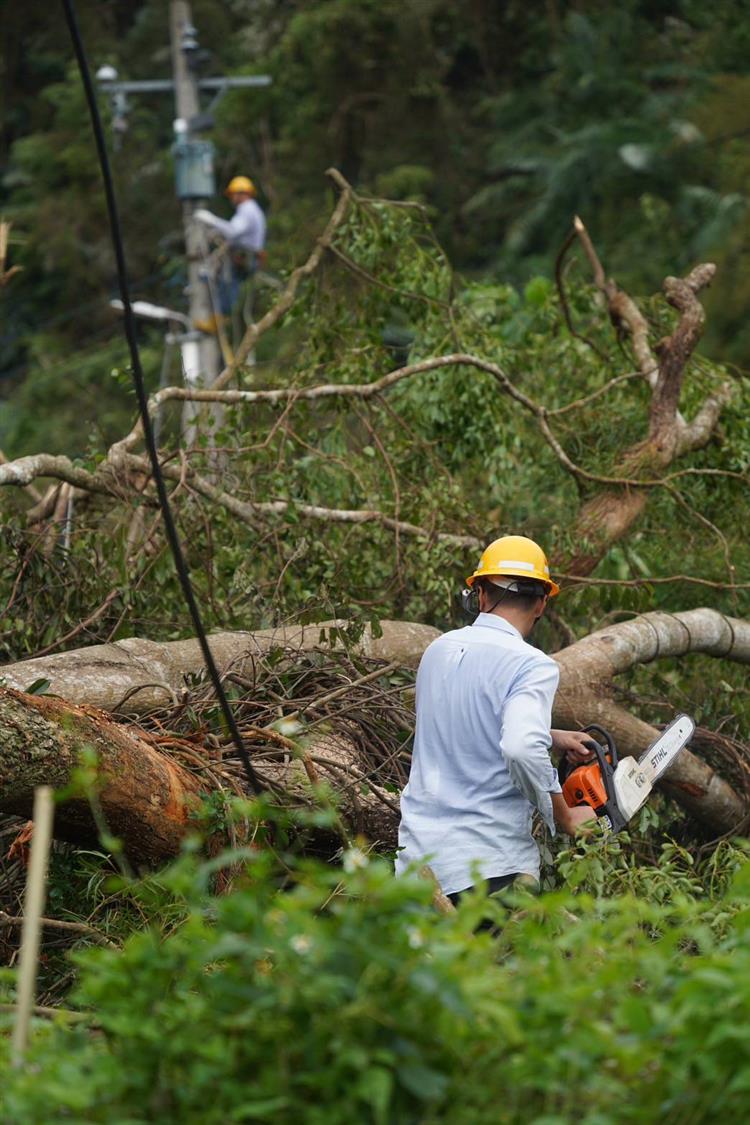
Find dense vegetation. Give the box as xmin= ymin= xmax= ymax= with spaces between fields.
xmin=3 ymin=2 xmax=750 ymax=1120
xmin=4 ymin=812 xmax=750 ymax=1123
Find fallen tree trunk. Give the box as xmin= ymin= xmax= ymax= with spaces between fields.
xmin=0 ymin=689 xmax=203 ymax=866
xmin=1 ymin=609 xmax=747 ymax=864
xmin=0 ymin=620 xmax=439 ymax=714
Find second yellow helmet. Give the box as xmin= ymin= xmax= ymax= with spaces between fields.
xmin=225 ymin=175 xmax=256 ymax=197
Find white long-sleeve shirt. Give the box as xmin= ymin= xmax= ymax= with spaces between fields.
xmin=395 ymin=612 xmax=562 ymax=894
xmin=199 ymin=198 xmax=266 ymax=253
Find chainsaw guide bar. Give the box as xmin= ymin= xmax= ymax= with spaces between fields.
xmin=613 ymin=714 xmax=695 ymax=822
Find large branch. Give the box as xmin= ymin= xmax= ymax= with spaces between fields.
xmin=1 ymin=349 xmax=731 ymax=581
xmin=0 ymin=455 xmax=114 ymax=495
xmin=111 ymin=347 xmax=547 ymax=462
xmin=564 ymin=220 xmax=732 ymax=576
xmin=574 ymin=218 xmax=721 ymax=445
xmin=0 ymin=620 xmax=440 ymax=714
xmin=650 ymin=264 xmax=716 ymax=441
xmin=115 ymin=352 xmax=535 ymax=434
xmin=0 ymin=449 xmax=41 ymax=502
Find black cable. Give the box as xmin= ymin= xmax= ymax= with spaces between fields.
xmin=62 ymin=0 xmax=263 ymax=796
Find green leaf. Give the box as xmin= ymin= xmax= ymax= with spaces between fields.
xmin=24 ymin=677 xmax=51 ymax=695
xmin=397 ymin=1064 xmax=449 ymax=1101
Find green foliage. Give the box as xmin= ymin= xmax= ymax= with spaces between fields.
xmin=1 ymin=189 xmax=748 ymax=668
xmin=0 ymin=334 xmax=164 ymax=458
xmin=5 ymin=817 xmax=750 ymax=1123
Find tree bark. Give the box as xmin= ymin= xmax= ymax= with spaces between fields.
xmin=0 ymin=689 xmax=203 ymax=866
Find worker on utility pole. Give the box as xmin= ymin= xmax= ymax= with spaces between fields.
xmin=395 ymin=536 xmax=596 ymax=922
xmin=193 ymin=175 xmax=266 ymax=331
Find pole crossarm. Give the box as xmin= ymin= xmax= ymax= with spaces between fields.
xmin=98 ymin=76 xmax=271 ymax=95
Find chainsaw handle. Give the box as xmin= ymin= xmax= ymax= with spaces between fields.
xmin=582 ymin=724 xmax=618 ymax=768
xmin=579 ymin=725 xmax=619 ymax=811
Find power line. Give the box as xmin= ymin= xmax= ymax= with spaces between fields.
xmin=62 ymin=0 xmax=263 ymax=797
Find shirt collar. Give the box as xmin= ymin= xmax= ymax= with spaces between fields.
xmin=471 ymin=612 xmax=523 ymax=641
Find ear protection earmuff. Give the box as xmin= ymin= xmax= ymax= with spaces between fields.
xmin=460 ymin=586 xmax=480 ymax=619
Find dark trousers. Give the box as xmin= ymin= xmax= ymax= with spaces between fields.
xmin=217 ymin=252 xmax=256 ymax=316
xmin=447 ymin=873 xmax=532 ymax=934
xmin=446 ymin=873 xmax=519 ymax=908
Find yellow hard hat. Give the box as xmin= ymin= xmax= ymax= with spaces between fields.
xmin=466 ymin=535 xmax=559 ymax=596
xmin=225 ymin=175 xmax=256 ymax=197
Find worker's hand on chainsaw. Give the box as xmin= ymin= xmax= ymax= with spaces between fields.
xmin=551 ymin=728 xmax=597 ymax=765
xmin=565 ymin=805 xmax=598 ymax=835
xmin=552 ymin=794 xmax=597 ymax=836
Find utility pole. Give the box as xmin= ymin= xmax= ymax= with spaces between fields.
xmin=97 ymin=5 xmax=271 ymax=449
xmin=169 ymin=0 xmax=221 ymax=445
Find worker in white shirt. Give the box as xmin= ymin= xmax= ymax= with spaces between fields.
xmin=395 ymin=535 xmax=596 ymax=913
xmin=193 ymin=175 xmax=266 ymax=327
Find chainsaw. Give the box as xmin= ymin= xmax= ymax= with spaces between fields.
xmin=558 ymin=715 xmax=695 ymax=832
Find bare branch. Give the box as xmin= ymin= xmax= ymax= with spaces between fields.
xmin=41 ymin=482 xmax=72 ymax=557
xmin=554 ymin=227 xmax=609 ymax=360
xmin=124 ymin=453 xmax=480 ymax=550
xmin=0 ymin=909 xmax=116 ymax=948
xmin=571 ymin=218 xmax=728 ymax=450
xmin=558 ymin=572 xmax=750 ymax=591
xmin=0 ymin=455 xmax=113 ymax=496
xmin=650 ymin=264 xmax=717 ymax=437
xmin=574 ymin=216 xmax=658 ymax=385
xmin=548 ymin=372 xmax=642 ymax=416
xmin=26 ymin=484 xmax=64 ymax=524
xmin=28 ymin=588 xmax=121 ymax=659
xmin=117 ymin=352 xmax=540 ymax=427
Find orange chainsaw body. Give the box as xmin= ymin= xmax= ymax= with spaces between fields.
xmin=562 ymin=759 xmax=609 ymax=811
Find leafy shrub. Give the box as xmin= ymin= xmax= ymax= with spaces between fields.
xmin=4 ymin=816 xmax=750 ymax=1124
